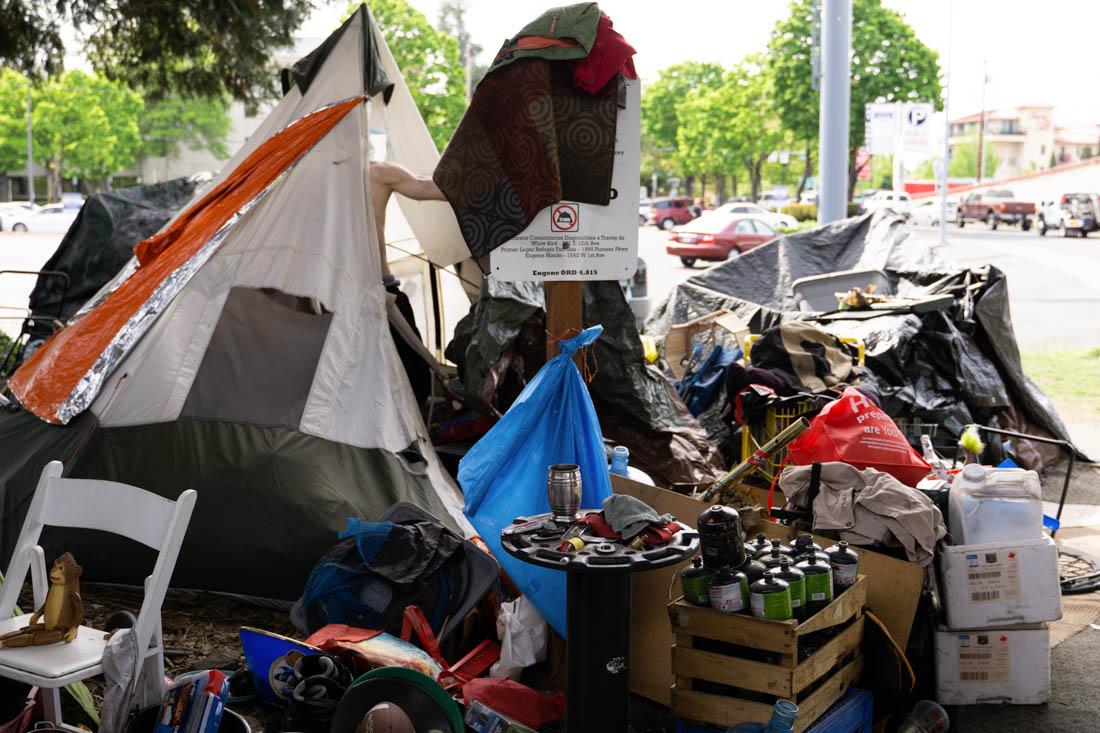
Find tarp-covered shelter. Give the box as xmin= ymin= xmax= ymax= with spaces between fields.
xmin=0 ymin=5 xmax=476 ymax=599
xmin=646 ymin=212 xmax=1077 ymax=470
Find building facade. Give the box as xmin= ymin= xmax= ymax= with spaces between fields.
xmin=949 ymin=105 xmax=1099 ymax=178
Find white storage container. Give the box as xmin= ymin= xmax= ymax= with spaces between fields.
xmin=935 ymin=625 xmax=1050 ymax=705
xmin=947 ymin=465 xmax=1043 ymax=544
xmin=938 ymin=537 xmax=1062 ymax=628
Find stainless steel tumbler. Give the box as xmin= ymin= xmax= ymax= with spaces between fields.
xmin=547 ymin=464 xmax=582 ymax=523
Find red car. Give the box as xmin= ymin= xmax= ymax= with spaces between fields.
xmin=665 ymin=214 xmax=777 ymax=267
xmin=649 ymin=197 xmax=697 ymax=229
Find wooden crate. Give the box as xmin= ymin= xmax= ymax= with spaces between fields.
xmin=668 ymin=576 xmax=866 ymax=731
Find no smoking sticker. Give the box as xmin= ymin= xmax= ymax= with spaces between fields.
xmin=551 ymin=203 xmax=580 ymax=232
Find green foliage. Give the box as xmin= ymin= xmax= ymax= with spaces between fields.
xmin=140 ymin=94 xmax=231 ymax=159
xmin=768 ymin=0 xmax=942 ymax=154
xmin=642 ymin=61 xmax=725 ymax=182
xmin=347 ymin=0 xmax=466 ymax=150
xmin=949 ymin=136 xmax=999 ymax=179
xmin=438 ymin=0 xmax=485 ymax=91
xmin=781 ymin=203 xmax=818 ymax=221
xmin=0 ymin=69 xmax=30 ymax=174
xmin=32 ymin=72 xmax=144 ymax=191
xmin=2 ymin=1 xmax=312 ymax=108
xmin=912 ymin=157 xmax=936 ymax=179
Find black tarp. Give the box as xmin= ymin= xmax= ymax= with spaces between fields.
xmin=646 ymin=212 xmax=1078 ymax=469
xmin=26 ymin=176 xmax=202 ymax=339
xmin=446 ymin=279 xmax=725 ymax=488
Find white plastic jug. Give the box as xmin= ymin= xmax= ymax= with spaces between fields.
xmin=947 ymin=465 xmax=1043 ymax=544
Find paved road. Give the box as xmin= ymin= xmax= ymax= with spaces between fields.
xmin=637 ymin=222 xmax=1100 ymax=352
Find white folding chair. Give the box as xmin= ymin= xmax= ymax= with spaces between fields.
xmin=0 ymin=460 xmax=196 ymax=728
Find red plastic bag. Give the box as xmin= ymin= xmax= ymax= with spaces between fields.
xmin=462 ymin=677 xmax=565 ymax=728
xmin=788 ymin=388 xmax=931 ymax=486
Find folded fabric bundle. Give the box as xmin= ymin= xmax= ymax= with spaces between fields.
xmin=780 ymin=462 xmax=946 ymax=565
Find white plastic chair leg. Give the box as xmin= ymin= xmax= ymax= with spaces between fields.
xmin=42 ymin=686 xmax=63 ymax=724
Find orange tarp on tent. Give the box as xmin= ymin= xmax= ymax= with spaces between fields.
xmin=10 ymin=97 xmax=364 ymax=424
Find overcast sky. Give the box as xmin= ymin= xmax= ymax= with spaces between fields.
xmin=301 ymin=0 xmax=1100 ymax=126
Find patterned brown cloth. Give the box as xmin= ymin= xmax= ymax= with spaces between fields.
xmin=433 ymin=59 xmax=618 ymax=258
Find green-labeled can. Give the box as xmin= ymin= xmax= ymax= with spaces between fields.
xmin=681 ymin=557 xmax=713 ymax=606
xmin=796 ymin=555 xmax=833 ymax=615
xmin=750 ymin=571 xmax=793 ymax=621
xmin=775 ymin=558 xmax=807 ymax=621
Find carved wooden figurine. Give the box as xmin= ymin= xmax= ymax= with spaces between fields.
xmin=0 ymin=552 xmax=84 ymax=647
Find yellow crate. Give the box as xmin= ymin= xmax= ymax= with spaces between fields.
xmin=739 ymin=335 xmax=865 ymax=484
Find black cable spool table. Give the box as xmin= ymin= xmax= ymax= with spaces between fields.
xmin=501 ymin=510 xmax=700 ymax=733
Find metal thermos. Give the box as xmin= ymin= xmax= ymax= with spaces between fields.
xmin=547 ymin=464 xmax=581 ymax=523
xmin=697 ymin=505 xmax=746 ymax=570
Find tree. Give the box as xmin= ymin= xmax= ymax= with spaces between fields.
xmin=140 ymin=95 xmax=231 ymax=160
xmin=346 ymin=0 xmax=466 ymax=151
xmin=32 ymin=72 xmax=143 ymax=196
xmin=0 ymin=69 xmax=29 ymax=175
xmin=949 ymin=136 xmax=998 ymax=179
xmin=642 ymin=62 xmax=725 ymax=193
xmin=1 ymin=1 xmax=312 ymax=109
xmin=768 ymin=0 xmax=942 ymax=197
xmin=437 ymin=0 xmax=486 ymax=97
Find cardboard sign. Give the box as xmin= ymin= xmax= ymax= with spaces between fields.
xmin=491 ymin=79 xmax=640 ymax=281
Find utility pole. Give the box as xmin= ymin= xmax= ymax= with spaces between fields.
xmin=24 ymin=82 xmax=35 ymax=204
xmin=817 ymin=0 xmax=852 ymax=223
xmin=938 ymin=0 xmax=953 ymax=246
xmin=976 ymin=60 xmax=988 ymax=182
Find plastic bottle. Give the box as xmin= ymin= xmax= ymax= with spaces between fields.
xmin=796 ymin=556 xmax=833 ymax=614
xmin=609 ymin=445 xmax=630 ymax=476
xmin=750 ymin=571 xmax=793 ymax=621
xmin=774 ymin=558 xmax=807 ymax=621
xmin=698 ymin=505 xmax=746 ymax=570
xmin=726 ymin=700 xmax=799 ymax=732
xmin=825 ymin=541 xmax=860 ymax=591
xmin=707 ymin=565 xmax=750 ymax=614
xmin=920 ymin=435 xmax=948 ymax=481
xmin=681 ymin=557 xmax=713 ymax=606
xmin=947 ymin=464 xmax=1043 ymax=544
xmin=896 ymin=700 xmax=949 ymax=733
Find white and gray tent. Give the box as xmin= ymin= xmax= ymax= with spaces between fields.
xmin=0 ymin=5 xmax=478 ymax=599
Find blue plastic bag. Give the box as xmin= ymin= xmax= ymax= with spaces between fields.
xmin=459 ymin=326 xmax=612 ymax=636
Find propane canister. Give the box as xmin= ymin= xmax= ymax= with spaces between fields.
xmin=750 ymin=571 xmax=793 ymax=621
xmin=681 ymin=556 xmax=714 ymax=606
xmin=825 ymin=541 xmax=860 ymax=591
xmin=760 ymin=547 xmax=789 ymax=571
xmin=697 ymin=505 xmax=746 ymax=570
xmin=707 ymin=565 xmax=750 ymax=614
xmin=774 ymin=558 xmax=807 ymax=621
xmin=796 ymin=555 xmax=833 ymax=615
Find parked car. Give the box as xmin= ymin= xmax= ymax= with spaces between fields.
xmin=3 ymin=202 xmax=79 ymax=233
xmin=799 ymin=190 xmax=819 ymax=205
xmin=665 ymin=213 xmax=777 ymax=267
xmin=956 ymin=190 xmax=1034 ymax=230
xmin=638 ymin=198 xmax=651 ymax=226
xmin=909 ymin=198 xmax=958 ymax=226
xmin=0 ymin=202 xmax=39 ymax=231
xmin=756 ymin=191 xmax=790 ymax=211
xmin=648 ymin=197 xmax=696 ymax=229
xmin=1036 ymin=193 xmax=1099 ymax=238
xmin=715 ymin=202 xmax=797 ymax=229
xmin=621 ymin=257 xmax=649 ymax=328
xmin=860 ymin=190 xmax=912 ymax=219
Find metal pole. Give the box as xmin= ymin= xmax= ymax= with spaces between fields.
xmin=976 ymin=60 xmax=987 ymax=182
xmin=817 ymin=0 xmax=852 ymax=224
xmin=938 ymin=0 xmax=953 ymax=245
xmin=24 ymin=83 xmax=34 ymax=204
xmin=892 ymin=101 xmax=903 ymax=193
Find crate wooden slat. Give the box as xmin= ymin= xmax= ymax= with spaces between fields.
xmin=668 ymin=576 xmax=866 ymax=730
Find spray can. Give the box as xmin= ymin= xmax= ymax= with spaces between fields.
xmin=825 ymin=541 xmax=860 ymax=591
xmin=750 ymin=571 xmax=793 ymax=621
xmin=790 ymin=534 xmax=823 ymax=561
xmin=697 ymin=505 xmax=746 ymax=570
xmin=796 ymin=556 xmax=833 ymax=615
xmin=707 ymin=565 xmax=750 ymax=614
xmin=775 ymin=558 xmax=807 ymax=621
xmin=681 ymin=557 xmax=714 ymax=606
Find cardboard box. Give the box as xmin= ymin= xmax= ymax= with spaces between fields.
xmin=934 ymin=625 xmax=1050 ymax=705
xmin=613 ymin=475 xmax=925 ymax=706
xmin=663 ymin=310 xmax=749 ymax=378
xmin=938 ymin=536 xmax=1062 ymax=629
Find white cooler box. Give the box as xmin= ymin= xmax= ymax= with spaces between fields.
xmin=938 ymin=536 xmax=1061 ymax=629
xmin=935 ymin=625 xmax=1050 ymax=705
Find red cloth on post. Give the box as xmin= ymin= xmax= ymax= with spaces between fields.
xmin=572 ymin=14 xmax=637 ymax=94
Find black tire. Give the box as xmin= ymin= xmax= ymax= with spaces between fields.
xmin=956 ymin=212 xmax=965 ymax=228
xmin=679 ymin=257 xmax=696 ymax=268
xmin=1021 ymin=219 xmax=1031 ymax=232
xmin=1061 ymin=221 xmax=1071 ymax=238
xmin=660 ymin=218 xmax=676 ymax=230
xmin=638 ymin=214 xmax=646 ymax=226
xmin=1037 ymin=217 xmax=1047 ymax=236
xmin=11 ymin=222 xmax=27 ymax=232
xmin=987 ymin=211 xmax=998 ymax=230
